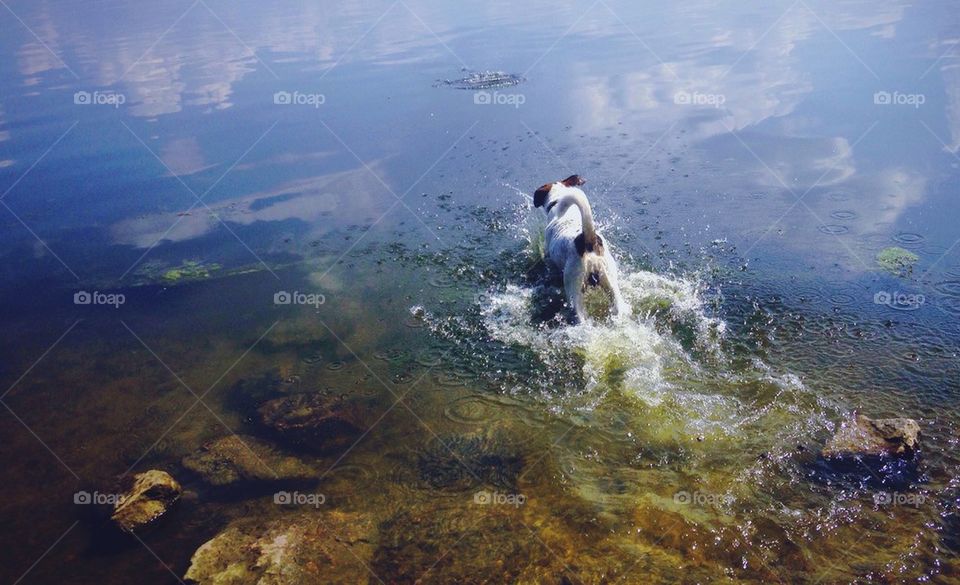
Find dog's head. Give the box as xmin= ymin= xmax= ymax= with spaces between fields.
xmin=533 ymin=174 xmax=585 ymax=209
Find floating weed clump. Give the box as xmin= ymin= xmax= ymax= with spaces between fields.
xmin=435 ymin=70 xmax=526 ymax=90
xmin=162 ymin=260 xmax=221 ymax=284
xmin=877 ymin=247 xmax=919 ymax=276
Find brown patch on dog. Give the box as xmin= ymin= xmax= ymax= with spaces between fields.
xmin=575 ymin=233 xmax=604 ymax=257
xmin=533 ymin=183 xmax=553 ymax=208
xmin=562 ymin=175 xmax=585 ymax=187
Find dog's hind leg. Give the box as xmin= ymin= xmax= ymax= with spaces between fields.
xmin=563 ymin=265 xmax=587 ymax=322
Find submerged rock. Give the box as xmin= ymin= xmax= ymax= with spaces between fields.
xmin=417 ymin=433 xmax=523 ymax=491
xmin=182 ymin=435 xmax=317 ymax=487
xmin=374 ymin=505 xmax=523 ymax=583
xmin=111 ymin=470 xmax=182 ymax=533
xmin=184 ymin=511 xmax=376 ymax=585
xmin=258 ymin=393 xmax=367 ymax=453
xmin=373 ymin=503 xmax=623 ymax=584
xmin=822 ymin=414 xmax=921 ymax=459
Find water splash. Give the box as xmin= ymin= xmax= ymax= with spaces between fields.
xmin=479 ymin=267 xmax=726 ymax=404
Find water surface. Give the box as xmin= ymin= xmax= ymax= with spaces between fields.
xmin=1 ymin=0 xmax=959 ymax=583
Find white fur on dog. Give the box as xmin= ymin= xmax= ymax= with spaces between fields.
xmin=538 ymin=180 xmax=628 ymax=322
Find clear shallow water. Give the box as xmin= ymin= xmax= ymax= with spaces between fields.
xmin=1 ymin=0 xmax=960 ymax=583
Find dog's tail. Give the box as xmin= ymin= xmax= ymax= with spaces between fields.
xmin=552 ymin=190 xmax=598 ymax=247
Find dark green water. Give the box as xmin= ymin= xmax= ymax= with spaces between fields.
xmin=1 ymin=0 xmax=959 ymax=583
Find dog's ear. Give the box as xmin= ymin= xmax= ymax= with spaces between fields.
xmin=533 ymin=183 xmax=552 ymax=208
xmin=562 ymin=175 xmax=585 ymax=187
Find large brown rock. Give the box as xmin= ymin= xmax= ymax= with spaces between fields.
xmin=822 ymin=414 xmax=921 ymax=459
xmin=111 ymin=470 xmax=182 ymax=533
xmin=258 ymin=393 xmax=367 ymax=453
xmin=182 ymin=435 xmax=317 ymax=487
xmin=183 ymin=511 xmax=375 ymax=585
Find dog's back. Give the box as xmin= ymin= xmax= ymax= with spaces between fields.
xmin=545 ymin=202 xmax=583 ymax=271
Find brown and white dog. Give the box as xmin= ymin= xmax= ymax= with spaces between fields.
xmin=534 ymin=175 xmax=627 ymax=322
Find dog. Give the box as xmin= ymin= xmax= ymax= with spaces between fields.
xmin=534 ymin=175 xmax=627 ymax=322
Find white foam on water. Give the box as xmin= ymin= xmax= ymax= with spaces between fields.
xmin=482 ymin=283 xmax=671 ymax=394
xmin=480 ymin=270 xmax=726 ymax=406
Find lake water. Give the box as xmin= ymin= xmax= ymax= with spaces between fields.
xmin=1 ymin=0 xmax=959 ymax=582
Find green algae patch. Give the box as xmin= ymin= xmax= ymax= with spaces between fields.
xmin=161 ymin=260 xmax=221 ymax=284
xmin=877 ymin=247 xmax=919 ymax=276
xmin=116 ymin=258 xmax=302 ymax=289
xmin=634 ymin=294 xmax=674 ymax=318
